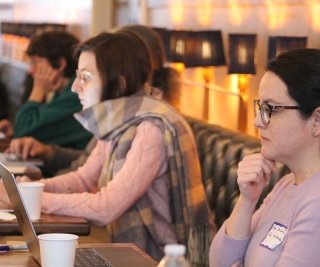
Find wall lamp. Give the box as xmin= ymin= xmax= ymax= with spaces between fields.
xmin=162 ymin=29 xmax=187 ymax=63
xmin=267 ymin=36 xmax=307 ymax=62
xmin=228 ymin=33 xmax=257 ymax=132
xmin=184 ymin=30 xmax=225 ymax=121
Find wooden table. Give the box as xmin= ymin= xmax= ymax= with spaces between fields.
xmin=0 ymin=243 xmax=158 ymax=267
xmin=0 ymin=213 xmax=90 ymax=236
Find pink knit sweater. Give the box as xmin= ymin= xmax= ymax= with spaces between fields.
xmin=40 ymin=120 xmax=177 ymax=245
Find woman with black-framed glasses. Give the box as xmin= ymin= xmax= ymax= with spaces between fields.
xmin=210 ymin=48 xmax=320 ymax=267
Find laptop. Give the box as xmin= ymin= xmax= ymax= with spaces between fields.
xmin=0 ymin=162 xmax=157 ymax=267
xmin=0 ymin=162 xmax=41 ymax=264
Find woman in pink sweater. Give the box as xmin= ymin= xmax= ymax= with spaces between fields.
xmin=0 ymin=32 xmax=213 ymax=265
xmin=210 ymin=49 xmax=320 ymax=267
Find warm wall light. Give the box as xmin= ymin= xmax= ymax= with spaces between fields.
xmin=228 ymin=34 xmax=256 ymax=75
xmin=228 ymin=33 xmax=256 ymax=132
xmin=310 ymin=0 xmax=320 ymax=30
xmin=229 ymin=0 xmax=245 ymax=26
xmin=184 ymin=30 xmax=225 ymax=68
xmin=169 ymin=0 xmax=184 ymax=26
xmin=197 ymin=0 xmax=213 ymax=26
xmin=266 ymin=0 xmax=287 ymax=30
xmin=162 ymin=29 xmax=187 ymax=63
xmin=267 ymin=36 xmax=307 ymax=62
xmin=184 ymin=30 xmax=225 ymax=121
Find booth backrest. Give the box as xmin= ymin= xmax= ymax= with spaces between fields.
xmin=186 ymin=116 xmax=289 ymax=228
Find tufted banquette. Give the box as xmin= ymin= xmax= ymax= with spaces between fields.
xmin=186 ymin=116 xmax=289 ymax=228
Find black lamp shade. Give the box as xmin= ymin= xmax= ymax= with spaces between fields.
xmin=267 ymin=36 xmax=307 ymax=62
xmin=228 ymin=34 xmax=257 ymax=74
xmin=184 ymin=30 xmax=225 ymax=68
xmin=162 ymin=30 xmax=187 ymax=63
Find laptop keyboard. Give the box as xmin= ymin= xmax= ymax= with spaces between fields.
xmin=74 ymin=248 xmax=113 ymax=267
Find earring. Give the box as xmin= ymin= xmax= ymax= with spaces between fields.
xmin=312 ymin=127 xmax=319 ymax=136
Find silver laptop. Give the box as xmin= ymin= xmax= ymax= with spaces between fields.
xmin=0 ymin=162 xmax=42 ymax=264
xmin=0 ymin=162 xmax=156 ymax=267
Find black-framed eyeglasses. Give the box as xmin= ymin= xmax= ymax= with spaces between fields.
xmin=254 ymin=99 xmax=302 ymax=125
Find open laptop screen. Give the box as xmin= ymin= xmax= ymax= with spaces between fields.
xmin=0 ymin=162 xmax=41 ymax=264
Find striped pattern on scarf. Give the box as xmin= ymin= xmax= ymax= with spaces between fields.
xmin=75 ymin=95 xmax=215 ymax=266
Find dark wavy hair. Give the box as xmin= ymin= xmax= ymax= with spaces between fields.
xmin=26 ymin=30 xmax=79 ymax=78
xmin=74 ymin=32 xmax=152 ymax=100
xmin=267 ymin=48 xmax=320 ymax=118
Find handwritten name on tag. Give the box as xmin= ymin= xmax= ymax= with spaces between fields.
xmin=260 ymin=222 xmax=288 ymax=251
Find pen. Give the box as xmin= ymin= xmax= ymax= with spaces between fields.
xmin=0 ymin=244 xmax=28 ymax=252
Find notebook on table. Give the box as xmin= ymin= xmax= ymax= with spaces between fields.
xmin=0 ymin=162 xmax=156 ymax=267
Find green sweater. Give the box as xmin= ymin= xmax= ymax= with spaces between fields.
xmin=13 ymin=78 xmax=92 ymax=149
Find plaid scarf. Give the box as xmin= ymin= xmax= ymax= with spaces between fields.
xmin=75 ymin=95 xmax=214 ymax=266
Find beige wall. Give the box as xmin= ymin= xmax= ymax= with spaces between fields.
xmin=0 ymin=0 xmax=92 ymax=39
xmin=1 ymin=0 xmax=319 ymax=135
xmin=114 ymin=0 xmax=320 ymax=135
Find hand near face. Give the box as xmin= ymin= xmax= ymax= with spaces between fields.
xmin=0 ymin=119 xmax=13 ymax=137
xmin=7 ymin=137 xmax=54 ymax=162
xmin=29 ymin=58 xmax=65 ymax=102
xmin=237 ymin=153 xmax=277 ymax=203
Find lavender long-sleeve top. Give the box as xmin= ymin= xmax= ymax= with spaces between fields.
xmin=210 ymin=172 xmax=320 ymax=267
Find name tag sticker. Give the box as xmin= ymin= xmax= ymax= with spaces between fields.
xmin=260 ymin=222 xmax=288 ymax=251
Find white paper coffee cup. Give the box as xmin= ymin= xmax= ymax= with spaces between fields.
xmin=38 ymin=233 xmax=79 ymax=267
xmin=18 ymin=182 xmax=44 ymax=220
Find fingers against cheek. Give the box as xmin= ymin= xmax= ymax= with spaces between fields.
xmin=264 ymin=159 xmax=277 ymax=172
xmin=244 ymin=154 xmax=275 ymax=174
xmin=34 ymin=67 xmax=43 ymax=77
xmin=237 ymin=166 xmax=264 ymax=187
xmin=260 ymin=159 xmax=277 ymax=185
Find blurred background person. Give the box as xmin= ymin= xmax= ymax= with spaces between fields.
xmin=0 ymin=30 xmax=92 ymax=150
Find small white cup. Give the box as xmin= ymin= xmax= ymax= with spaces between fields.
xmin=18 ymin=182 xmax=44 ymax=220
xmin=38 ymin=233 xmax=79 ymax=267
